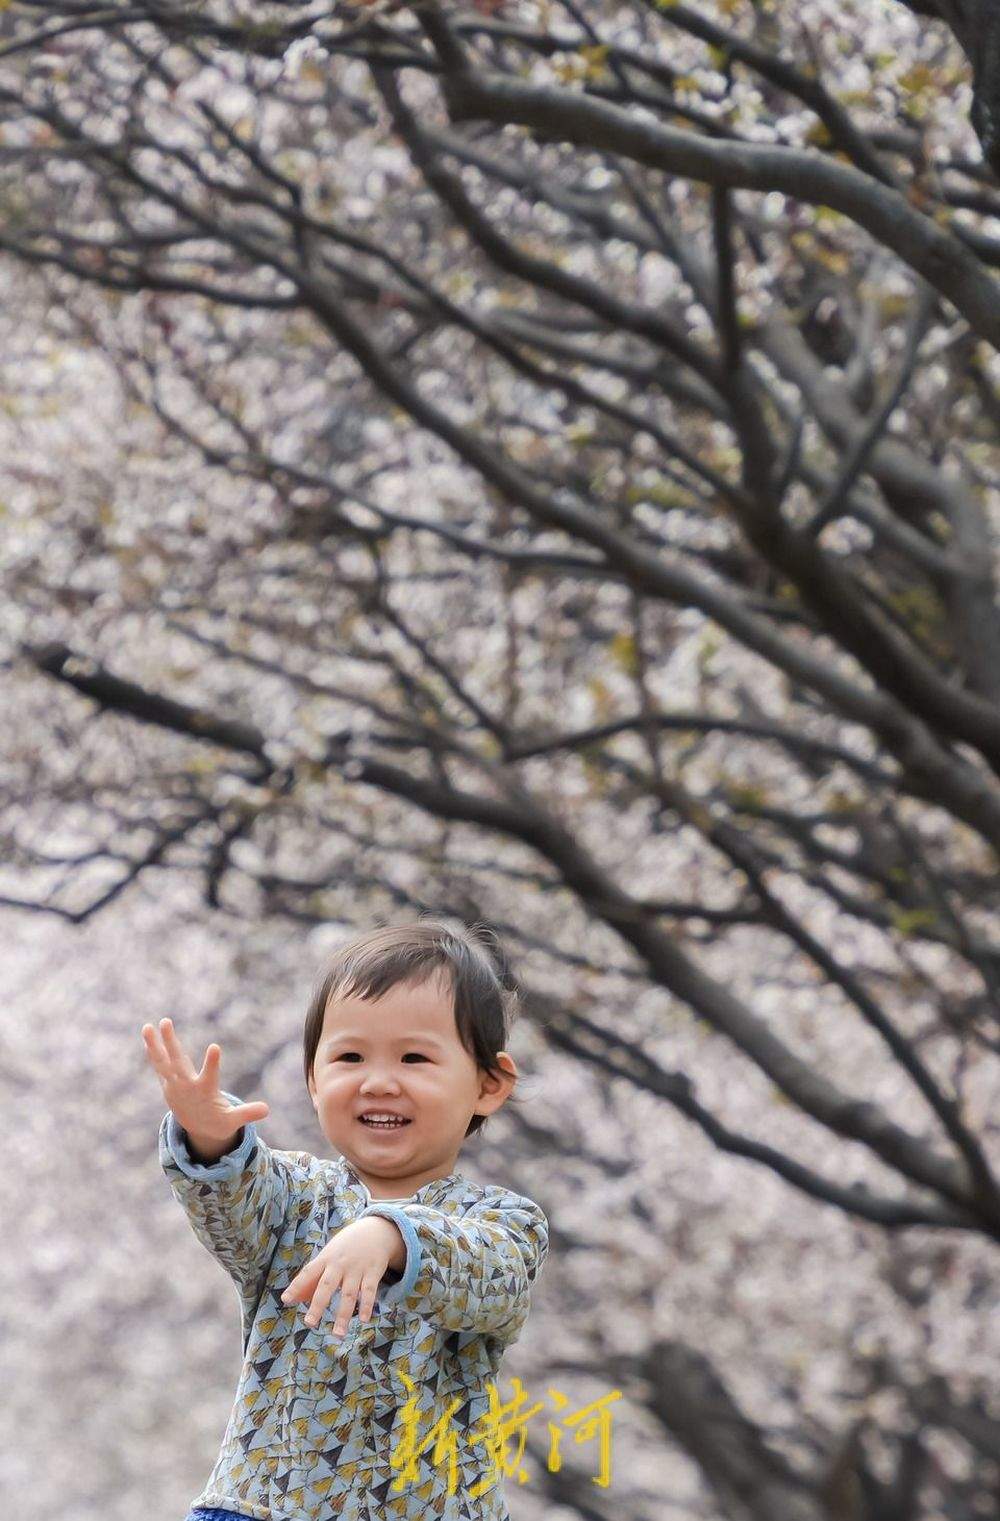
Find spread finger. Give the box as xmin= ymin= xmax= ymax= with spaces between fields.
xmin=331 ymin=1275 xmax=363 ymax=1337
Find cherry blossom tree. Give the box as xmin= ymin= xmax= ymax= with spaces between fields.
xmin=3 ymin=2 xmax=1000 ymax=1516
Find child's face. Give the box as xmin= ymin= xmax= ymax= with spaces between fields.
xmin=307 ymin=972 xmax=517 ymax=1198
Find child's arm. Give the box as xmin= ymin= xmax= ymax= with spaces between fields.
xmin=158 ymin=1090 xmax=294 ymax=1289
xmin=357 ymin=1189 xmax=548 ymax=1346
xmin=144 ymin=1018 xmax=295 ymax=1344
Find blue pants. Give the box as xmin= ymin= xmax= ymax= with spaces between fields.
xmin=185 ymin=1510 xmax=255 ymax=1521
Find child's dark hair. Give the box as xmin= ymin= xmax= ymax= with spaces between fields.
xmin=303 ymin=915 xmax=526 ymax=1139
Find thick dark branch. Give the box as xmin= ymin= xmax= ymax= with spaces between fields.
xmin=634 ymin=1338 xmax=831 ymax=1521
xmin=425 ymin=3 xmax=906 ymax=189
xmin=24 ymin=642 xmax=270 ymax=759
xmin=435 ymin=66 xmax=1000 ymax=346
xmin=712 ymin=187 xmax=741 ymax=375
xmin=634 ymin=0 xmax=906 ymax=189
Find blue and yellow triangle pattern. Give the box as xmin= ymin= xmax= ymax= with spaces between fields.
xmin=158 ymin=1099 xmax=548 ymax=1520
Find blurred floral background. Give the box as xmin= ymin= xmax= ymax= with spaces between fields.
xmin=4 ymin=1 xmax=1000 ymax=1517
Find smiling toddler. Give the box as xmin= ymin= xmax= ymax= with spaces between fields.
xmin=144 ymin=917 xmax=548 ymax=1521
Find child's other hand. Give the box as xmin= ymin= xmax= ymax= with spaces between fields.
xmin=280 ymin=1217 xmax=404 ymax=1337
xmin=141 ymin=1017 xmax=270 ymax=1140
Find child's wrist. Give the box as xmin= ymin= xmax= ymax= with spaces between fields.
xmin=368 ymin=1215 xmax=407 ymax=1273
xmin=386 ymin=1222 xmax=406 ymax=1274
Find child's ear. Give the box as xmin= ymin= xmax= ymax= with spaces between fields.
xmin=494 ymin=1051 xmax=518 ymax=1087
xmin=477 ymin=1053 xmax=518 ymax=1115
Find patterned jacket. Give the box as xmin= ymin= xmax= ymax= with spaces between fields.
xmin=159 ymin=1094 xmax=548 ymax=1521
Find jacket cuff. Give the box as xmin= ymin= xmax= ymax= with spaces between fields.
xmin=160 ymin=1090 xmax=259 ymax=1181
xmin=357 ymin=1204 xmax=423 ymax=1305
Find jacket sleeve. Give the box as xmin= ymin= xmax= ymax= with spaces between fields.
xmin=359 ymin=1188 xmax=548 ymax=1345
xmin=158 ymin=1089 xmax=299 ymax=1350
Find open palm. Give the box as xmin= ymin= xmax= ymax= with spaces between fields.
xmin=141 ymin=1017 xmax=270 ymax=1139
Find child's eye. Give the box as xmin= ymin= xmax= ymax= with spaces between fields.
xmin=332 ymin=1053 xmax=429 ymax=1062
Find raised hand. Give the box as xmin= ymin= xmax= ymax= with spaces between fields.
xmin=141 ymin=1017 xmax=270 ymax=1141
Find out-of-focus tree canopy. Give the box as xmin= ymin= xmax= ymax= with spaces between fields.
xmin=896 ymin=0 xmax=1000 ymax=170
xmin=3 ymin=2 xmax=1000 ymax=1516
